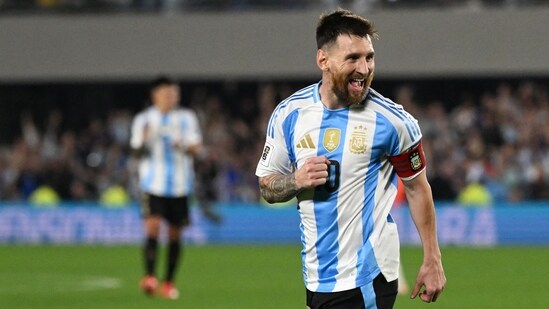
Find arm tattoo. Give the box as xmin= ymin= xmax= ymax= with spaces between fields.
xmin=259 ymin=173 xmax=300 ymax=203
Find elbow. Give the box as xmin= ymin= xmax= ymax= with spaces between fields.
xmin=259 ymin=187 xmax=290 ymax=204
xmin=262 ymin=196 xmax=278 ymax=204
xmin=259 ymin=188 xmax=278 ymax=204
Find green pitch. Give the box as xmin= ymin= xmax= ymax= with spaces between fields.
xmin=1 ymin=245 xmax=547 ymax=308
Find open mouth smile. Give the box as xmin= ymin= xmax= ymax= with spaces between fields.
xmin=349 ymin=78 xmax=365 ymax=91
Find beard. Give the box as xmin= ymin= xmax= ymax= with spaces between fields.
xmin=331 ymin=71 xmax=373 ymax=106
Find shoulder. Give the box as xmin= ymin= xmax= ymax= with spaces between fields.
xmin=265 ymin=83 xmax=319 ymax=138
xmin=274 ymin=84 xmax=319 ymax=116
xmin=133 ymin=107 xmax=152 ymax=122
xmin=174 ymin=107 xmax=198 ymax=118
xmin=287 ymin=83 xmax=318 ymax=101
xmin=366 ymin=88 xmax=422 ymax=142
xmin=366 ymin=89 xmax=418 ymax=124
xmin=367 ymin=89 xmax=404 ymax=115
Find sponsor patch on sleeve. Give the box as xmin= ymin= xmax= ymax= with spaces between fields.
xmin=388 ymin=141 xmax=426 ymax=179
xmin=260 ymin=142 xmax=274 ymax=167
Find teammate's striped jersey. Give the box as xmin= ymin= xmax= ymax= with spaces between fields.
xmin=256 ymin=82 xmax=424 ymax=293
xmin=130 ymin=106 xmax=202 ymax=198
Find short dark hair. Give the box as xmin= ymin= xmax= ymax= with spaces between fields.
xmin=316 ymin=9 xmax=378 ymax=49
xmin=149 ymin=75 xmax=177 ymax=93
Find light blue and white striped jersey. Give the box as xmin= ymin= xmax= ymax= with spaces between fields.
xmin=130 ymin=106 xmax=202 ymax=198
xmin=256 ymin=82 xmax=423 ymax=293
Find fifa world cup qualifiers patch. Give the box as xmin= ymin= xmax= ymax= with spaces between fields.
xmin=260 ymin=142 xmax=274 ymax=167
xmin=388 ymin=141 xmax=426 ymax=179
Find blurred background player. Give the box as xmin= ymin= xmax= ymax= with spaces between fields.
xmin=130 ymin=76 xmax=203 ymax=300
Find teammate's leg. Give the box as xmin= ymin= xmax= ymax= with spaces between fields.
xmin=156 ymin=224 xmax=181 ymax=299
xmin=140 ymin=216 xmax=161 ymax=295
xmin=159 ymin=196 xmax=189 ymax=300
xmin=140 ymin=193 xmax=162 ymax=295
xmin=144 ymin=216 xmax=162 ymax=276
xmin=166 ymin=225 xmax=182 ymax=283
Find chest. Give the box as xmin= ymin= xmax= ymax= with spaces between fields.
xmin=290 ymin=107 xmax=389 ymax=169
xmin=146 ymin=113 xmax=186 ymax=138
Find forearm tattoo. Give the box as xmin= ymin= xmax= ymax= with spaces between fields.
xmin=259 ymin=173 xmax=300 ymax=203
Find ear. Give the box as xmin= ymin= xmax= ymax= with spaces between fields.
xmin=316 ymin=49 xmax=329 ymax=72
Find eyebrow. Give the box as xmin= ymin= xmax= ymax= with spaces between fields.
xmin=345 ymin=52 xmax=361 ymax=60
xmin=345 ymin=51 xmax=375 ymax=60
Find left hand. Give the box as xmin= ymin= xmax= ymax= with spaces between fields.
xmin=411 ymin=258 xmax=446 ymax=303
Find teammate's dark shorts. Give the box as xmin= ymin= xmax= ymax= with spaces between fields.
xmin=306 ymin=273 xmax=398 ymax=309
xmin=141 ymin=193 xmax=190 ymax=227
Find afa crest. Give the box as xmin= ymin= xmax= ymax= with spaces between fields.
xmin=410 ymin=151 xmax=423 ymax=171
xmin=349 ymin=125 xmax=367 ymax=154
xmin=323 ymin=129 xmax=340 ymax=152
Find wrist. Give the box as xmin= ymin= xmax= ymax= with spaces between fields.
xmin=423 ymin=249 xmax=442 ymax=263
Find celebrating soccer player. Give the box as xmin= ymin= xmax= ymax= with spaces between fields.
xmin=256 ymin=9 xmax=446 ymax=308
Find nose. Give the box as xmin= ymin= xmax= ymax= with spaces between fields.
xmin=355 ymin=58 xmax=368 ymax=76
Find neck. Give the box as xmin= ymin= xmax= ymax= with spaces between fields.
xmin=154 ymin=103 xmax=172 ymax=114
xmin=319 ymin=80 xmax=344 ymax=110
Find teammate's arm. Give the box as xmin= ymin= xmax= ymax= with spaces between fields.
xmin=130 ymin=118 xmax=150 ymax=158
xmin=401 ymin=171 xmax=446 ymax=303
xmin=131 ymin=146 xmax=149 ymax=158
xmin=172 ymin=110 xmax=204 ymax=157
xmin=173 ymin=143 xmax=208 ymax=161
xmin=184 ymin=144 xmax=203 ymax=156
xmin=259 ymin=156 xmax=330 ymax=203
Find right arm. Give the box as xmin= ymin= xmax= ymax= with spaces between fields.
xmin=259 ymin=156 xmax=330 ymax=204
xmin=259 ymin=173 xmax=300 ymax=204
xmin=130 ymin=113 xmax=149 ymax=158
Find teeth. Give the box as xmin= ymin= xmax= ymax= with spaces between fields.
xmin=350 ymin=79 xmax=364 ymax=88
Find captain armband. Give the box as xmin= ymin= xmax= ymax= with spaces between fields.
xmin=388 ymin=141 xmax=427 ymax=180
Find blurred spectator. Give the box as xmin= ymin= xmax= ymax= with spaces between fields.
xmin=100 ymin=184 xmax=131 ymax=207
xmin=457 ymin=182 xmax=493 ymax=206
xmin=0 ymin=79 xmax=547 ymax=205
xmin=1 ymin=0 xmax=547 ymax=14
xmin=194 ymin=152 xmax=222 ymax=223
xmin=14 ymin=143 xmax=43 ymax=200
xmin=29 ymin=184 xmax=60 ymax=206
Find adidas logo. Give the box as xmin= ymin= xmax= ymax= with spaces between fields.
xmin=296 ymin=134 xmax=316 ymax=149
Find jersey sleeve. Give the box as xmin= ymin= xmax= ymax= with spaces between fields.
xmin=181 ymin=109 xmax=202 ymax=148
xmin=386 ymin=110 xmax=426 ymax=181
xmin=129 ymin=112 xmax=146 ymax=150
xmin=255 ymin=111 xmax=292 ymax=178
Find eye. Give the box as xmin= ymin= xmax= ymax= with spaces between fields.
xmin=345 ymin=53 xmax=361 ymax=62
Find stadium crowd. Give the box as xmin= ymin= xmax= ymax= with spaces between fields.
xmin=0 ymin=79 xmax=547 ymax=205
xmin=0 ymin=0 xmax=546 ymax=13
